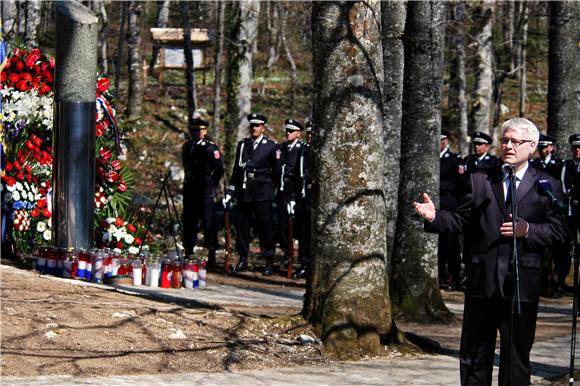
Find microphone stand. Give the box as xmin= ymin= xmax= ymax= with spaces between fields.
xmin=569 ymin=188 xmax=578 ymax=385
xmin=504 ymin=168 xmax=521 ymax=386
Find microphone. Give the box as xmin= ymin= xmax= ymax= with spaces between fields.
xmin=502 ymin=164 xmax=516 ymax=175
xmin=536 ymin=179 xmax=567 ymax=212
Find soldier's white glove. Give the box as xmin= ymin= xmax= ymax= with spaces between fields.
xmin=287 ymin=200 xmax=296 ymax=216
xmin=222 ymin=194 xmax=232 ymax=209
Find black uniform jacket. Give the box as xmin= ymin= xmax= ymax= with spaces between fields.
xmin=440 ymin=148 xmax=467 ymax=210
xmin=464 ymin=153 xmax=499 ymax=175
xmin=228 ymin=136 xmax=279 ymax=202
xmin=530 ymin=156 xmax=563 ymax=180
xmin=427 ymin=165 xmax=566 ymax=303
xmin=182 ymin=138 xmax=224 ymax=198
xmin=278 ymin=140 xmax=307 ymax=203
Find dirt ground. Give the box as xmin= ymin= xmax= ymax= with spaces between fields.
xmin=0 ymin=257 xmax=575 ymax=378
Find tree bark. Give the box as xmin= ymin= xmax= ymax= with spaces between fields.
xmin=114 ymin=1 xmax=128 ymax=97
xmin=181 ymin=0 xmax=197 ymax=128
xmin=514 ymin=2 xmax=530 ymax=117
xmin=278 ymin=3 xmax=297 ymax=112
xmin=391 ymin=1 xmax=451 ymax=322
xmin=96 ymin=0 xmax=109 ymax=75
xmin=126 ymin=1 xmax=143 ymax=118
xmin=211 ymin=0 xmax=225 ymax=143
xmin=261 ymin=0 xmax=281 ymax=96
xmin=548 ymin=1 xmax=580 ymax=148
xmin=149 ymin=0 xmax=171 ymax=74
xmin=17 ymin=1 xmax=26 ymax=35
xmin=304 ymin=1 xmax=403 ymax=360
xmin=381 ymin=1 xmax=406 ymax=267
xmin=1 ymin=0 xmax=18 ymax=40
xmin=236 ymin=0 xmax=260 ymax=141
xmin=447 ymin=1 xmax=469 ymax=155
xmin=468 ymin=0 xmax=494 ymax=136
xmin=223 ymin=1 xmax=242 ymax=179
xmin=24 ymin=0 xmax=40 ymax=47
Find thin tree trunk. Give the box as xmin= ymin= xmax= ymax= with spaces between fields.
xmin=211 ymin=0 xmax=225 ymax=143
xmin=547 ymin=1 xmax=580 ymax=148
xmin=305 ymin=0 xmax=404 ymax=360
xmin=277 ymin=3 xmax=297 ymax=112
xmin=1 ymin=1 xmax=18 ymax=40
xmin=126 ymin=1 xmax=143 ymax=118
xmin=223 ymin=1 xmax=242 ymax=179
xmin=260 ymin=1 xmax=280 ymax=96
xmin=150 ymin=0 xmax=171 ymax=74
xmin=469 ymin=0 xmax=494 ymax=136
xmin=114 ymin=1 xmax=128 ymax=97
xmin=381 ymin=0 xmax=406 ymax=267
xmin=391 ymin=0 xmax=452 ymax=322
xmin=447 ymin=1 xmax=468 ymax=155
xmin=514 ymin=2 xmax=530 ymax=117
xmin=181 ymin=0 xmax=197 ymax=128
xmin=236 ymin=0 xmax=260 ymax=141
xmin=24 ymin=0 xmax=40 ymax=47
xmin=96 ymin=0 xmax=109 ymax=75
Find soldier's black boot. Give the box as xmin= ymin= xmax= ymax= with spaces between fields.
xmin=234 ymin=254 xmax=249 ymax=273
xmin=207 ymin=249 xmax=217 ymax=270
xmin=263 ymin=257 xmax=274 ymax=276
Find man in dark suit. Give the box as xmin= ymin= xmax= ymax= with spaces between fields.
xmin=439 ymin=129 xmax=467 ymax=290
xmin=531 ymin=134 xmax=563 ymax=180
xmin=182 ymin=118 xmax=224 ymax=268
xmin=415 ymin=118 xmax=566 ymax=385
xmin=223 ymin=113 xmax=279 ymax=275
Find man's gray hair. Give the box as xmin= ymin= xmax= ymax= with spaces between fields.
xmin=501 ymin=117 xmax=540 ymax=143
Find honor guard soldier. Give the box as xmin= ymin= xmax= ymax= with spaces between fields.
xmin=463 ymin=131 xmax=498 ymax=177
xmin=295 ymin=121 xmax=313 ymax=279
xmin=223 ymin=113 xmax=279 ymax=275
xmin=182 ymin=118 xmax=224 ymax=268
xmin=531 ymin=134 xmax=563 ymax=179
xmin=438 ymin=130 xmax=467 ymax=290
xmin=276 ymin=119 xmax=307 ymax=276
xmin=555 ymin=134 xmax=580 ymax=295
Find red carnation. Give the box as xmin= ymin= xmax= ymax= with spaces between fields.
xmin=39 ymin=84 xmax=51 ymax=95
xmin=100 ymin=147 xmax=112 ymax=161
xmin=20 ymin=72 xmax=32 ymax=82
xmin=5 ymin=177 xmax=16 ymax=186
xmin=13 ymin=161 xmax=21 ymax=171
xmin=42 ymin=208 xmax=51 ymax=218
xmin=111 ymin=159 xmax=121 ymax=171
xmin=32 ymin=135 xmax=42 ymax=147
xmin=97 ymin=77 xmax=110 ymax=93
xmin=127 ymin=224 xmax=136 ymax=233
xmin=118 ymin=181 xmax=127 ymax=192
xmin=9 ymin=73 xmax=19 ymax=84
xmin=15 ymin=61 xmax=24 ymax=71
xmin=116 ymin=242 xmax=123 ymax=249
xmin=26 ymin=140 xmax=35 ymax=150
xmin=135 ymin=237 xmax=142 ymax=246
xmin=4 ymin=163 xmax=13 ymax=171
xmin=0 ymin=72 xmax=5 ymax=83
xmin=16 ymin=80 xmax=28 ymax=91
xmin=31 ymin=208 xmax=40 ymax=217
xmin=115 ymin=218 xmax=124 ymax=227
xmin=37 ymin=199 xmax=47 ymax=208
xmin=16 ymin=172 xmax=24 ymax=180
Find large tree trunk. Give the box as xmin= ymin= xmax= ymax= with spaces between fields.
xmin=304 ymin=1 xmax=403 ymax=361
xmin=211 ymin=0 xmax=225 ymax=143
xmin=223 ymin=1 xmax=242 ymax=179
xmin=149 ymin=0 xmax=171 ymax=75
xmin=126 ymin=1 xmax=143 ymax=118
xmin=114 ymin=1 xmax=128 ymax=97
xmin=548 ymin=1 xmax=580 ymax=148
xmin=24 ymin=0 xmax=40 ymax=47
xmin=391 ymin=1 xmax=451 ymax=322
xmin=1 ymin=1 xmax=18 ymax=40
xmin=181 ymin=0 xmax=197 ymax=127
xmin=236 ymin=0 xmax=260 ymax=141
xmin=469 ymin=0 xmax=494 ymax=136
xmin=381 ymin=1 xmax=406 ymax=267
xmin=447 ymin=1 xmax=469 ymax=155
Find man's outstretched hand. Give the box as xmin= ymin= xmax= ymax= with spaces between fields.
xmin=413 ymin=193 xmax=436 ymax=222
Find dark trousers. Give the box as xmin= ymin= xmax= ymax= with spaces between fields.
xmin=182 ymin=194 xmax=218 ymax=254
xmin=438 ymin=233 xmax=461 ymax=283
xmin=236 ymin=200 xmax=275 ymax=258
xmin=460 ymin=295 xmax=538 ymax=386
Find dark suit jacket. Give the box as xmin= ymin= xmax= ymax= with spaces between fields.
xmin=427 ymin=165 xmax=566 ymax=302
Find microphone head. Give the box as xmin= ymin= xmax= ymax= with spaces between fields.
xmin=502 ymin=163 xmax=515 ymax=173
xmin=535 ymin=179 xmax=552 ymax=196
